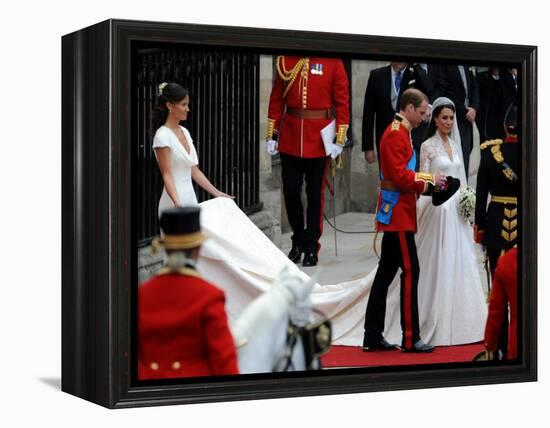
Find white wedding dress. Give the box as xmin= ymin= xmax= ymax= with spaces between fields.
xmin=151 ymin=126 xmax=487 ymax=348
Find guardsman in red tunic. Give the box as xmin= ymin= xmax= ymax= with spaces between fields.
xmin=483 ymin=247 xmax=518 ymax=360
xmin=363 ymin=89 xmax=452 ymax=353
xmin=138 ymin=207 xmax=239 ymax=380
xmin=266 ymin=55 xmax=350 ymax=266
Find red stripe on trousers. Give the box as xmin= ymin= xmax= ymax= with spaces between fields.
xmin=317 ymin=158 xmax=329 ymax=253
xmin=398 ymin=232 xmax=414 ymax=349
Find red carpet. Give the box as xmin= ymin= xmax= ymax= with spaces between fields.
xmin=321 ymin=343 xmax=484 ymax=368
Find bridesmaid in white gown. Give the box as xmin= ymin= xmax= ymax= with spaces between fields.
xmin=152 ymin=82 xmax=233 ymax=218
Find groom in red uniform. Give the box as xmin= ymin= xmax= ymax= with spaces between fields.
xmin=363 ymin=89 xmax=447 ymax=353
xmin=266 ymin=55 xmax=350 ymax=266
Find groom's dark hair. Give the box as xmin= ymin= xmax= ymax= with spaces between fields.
xmin=399 ymin=88 xmax=428 ymax=111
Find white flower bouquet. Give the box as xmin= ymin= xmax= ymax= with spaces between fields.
xmin=457 ymin=186 xmax=476 ymax=224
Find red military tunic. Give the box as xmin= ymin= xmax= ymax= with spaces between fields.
xmin=267 ymin=56 xmax=350 ymax=158
xmin=484 ymin=247 xmax=518 ymax=359
xmin=138 ymin=270 xmax=239 ymax=380
xmin=376 ymin=115 xmax=435 ymax=232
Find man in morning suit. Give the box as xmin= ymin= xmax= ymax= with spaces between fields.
xmin=476 ymin=67 xmax=518 ymax=143
xmin=363 ymin=89 xmax=447 ymax=353
xmin=362 ymin=62 xmax=433 ymax=168
xmin=266 ymin=55 xmax=350 ymax=267
xmin=138 ymin=207 xmax=239 ymax=380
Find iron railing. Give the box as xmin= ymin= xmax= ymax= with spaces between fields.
xmin=135 ymin=48 xmax=261 ymax=244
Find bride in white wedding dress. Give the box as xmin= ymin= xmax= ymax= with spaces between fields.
xmin=150 ymin=83 xmax=487 ymax=349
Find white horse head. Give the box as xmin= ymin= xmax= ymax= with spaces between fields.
xmin=231 ymin=266 xmax=318 ymax=373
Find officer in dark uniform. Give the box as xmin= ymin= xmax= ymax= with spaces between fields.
xmin=474 ymin=103 xmax=518 ymax=360
xmin=474 ymin=103 xmax=519 ymax=275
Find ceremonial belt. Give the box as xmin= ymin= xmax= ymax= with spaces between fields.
xmin=380 ymin=180 xmax=398 ymax=191
xmin=491 ymin=196 xmax=517 ymax=204
xmin=287 ymin=107 xmax=334 ymax=119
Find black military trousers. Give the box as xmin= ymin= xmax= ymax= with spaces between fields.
xmin=280 ymin=153 xmax=329 ymax=254
xmin=364 ymin=231 xmax=421 ymax=349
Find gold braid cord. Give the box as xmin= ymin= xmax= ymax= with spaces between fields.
xmin=266 ymin=118 xmax=275 ymax=140
xmin=480 ymin=139 xmax=503 ymax=150
xmin=276 ymin=56 xmax=308 ymax=98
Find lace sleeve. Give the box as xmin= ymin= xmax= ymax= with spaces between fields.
xmin=419 ymin=139 xmax=433 ymax=173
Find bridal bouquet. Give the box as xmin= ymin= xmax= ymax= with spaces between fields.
xmin=457 ymin=186 xmax=476 ymax=224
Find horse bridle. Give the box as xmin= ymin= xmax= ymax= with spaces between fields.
xmin=273 ymin=308 xmax=332 ymax=372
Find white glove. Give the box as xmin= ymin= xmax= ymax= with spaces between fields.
xmin=329 ymin=143 xmax=343 ymax=159
xmin=266 ymin=139 xmax=278 ymax=156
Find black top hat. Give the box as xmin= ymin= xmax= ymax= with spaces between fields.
xmin=158 ymin=206 xmax=207 ymax=250
xmin=432 ymin=176 xmax=461 ymax=206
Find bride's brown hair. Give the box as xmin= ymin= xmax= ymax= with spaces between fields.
xmin=424 ymin=103 xmax=456 ymax=142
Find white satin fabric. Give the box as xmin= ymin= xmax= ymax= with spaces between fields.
xmin=152 ymin=125 xmax=199 ymax=216
xmin=197 ymin=197 xmax=375 ymax=347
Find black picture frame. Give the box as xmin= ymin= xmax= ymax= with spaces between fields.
xmin=61 ymin=18 xmax=537 ymax=409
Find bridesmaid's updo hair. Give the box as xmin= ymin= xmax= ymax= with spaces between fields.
xmin=151 ymin=82 xmax=189 ymax=132
xmin=424 ymin=102 xmax=456 ymax=141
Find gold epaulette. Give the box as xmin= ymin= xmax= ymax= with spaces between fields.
xmin=336 ymin=124 xmax=349 ymax=146
xmin=480 ymin=139 xmax=503 ymax=150
xmin=391 ymin=120 xmax=400 ymax=131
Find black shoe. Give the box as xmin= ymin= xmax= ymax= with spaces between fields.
xmin=288 ymin=244 xmax=303 ymax=263
xmin=362 ymin=338 xmax=398 ymax=352
xmin=302 ymin=251 xmax=318 ymax=266
xmin=401 ymin=340 xmax=434 ymax=353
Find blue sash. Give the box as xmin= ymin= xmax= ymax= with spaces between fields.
xmin=376 ymin=151 xmax=416 ymax=225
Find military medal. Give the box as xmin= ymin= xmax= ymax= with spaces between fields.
xmin=311 ymin=63 xmax=323 ymax=75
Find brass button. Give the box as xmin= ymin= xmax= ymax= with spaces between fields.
xmin=150 ymin=362 xmax=159 ymax=371
xmin=171 ymin=361 xmax=181 ymax=370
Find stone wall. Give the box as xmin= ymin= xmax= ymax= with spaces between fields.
xmin=350 ymin=60 xmax=388 ymax=213
xmin=258 ymin=55 xmax=282 ymax=247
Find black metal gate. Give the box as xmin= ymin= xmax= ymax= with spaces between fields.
xmin=135 ymin=48 xmax=261 ymax=244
